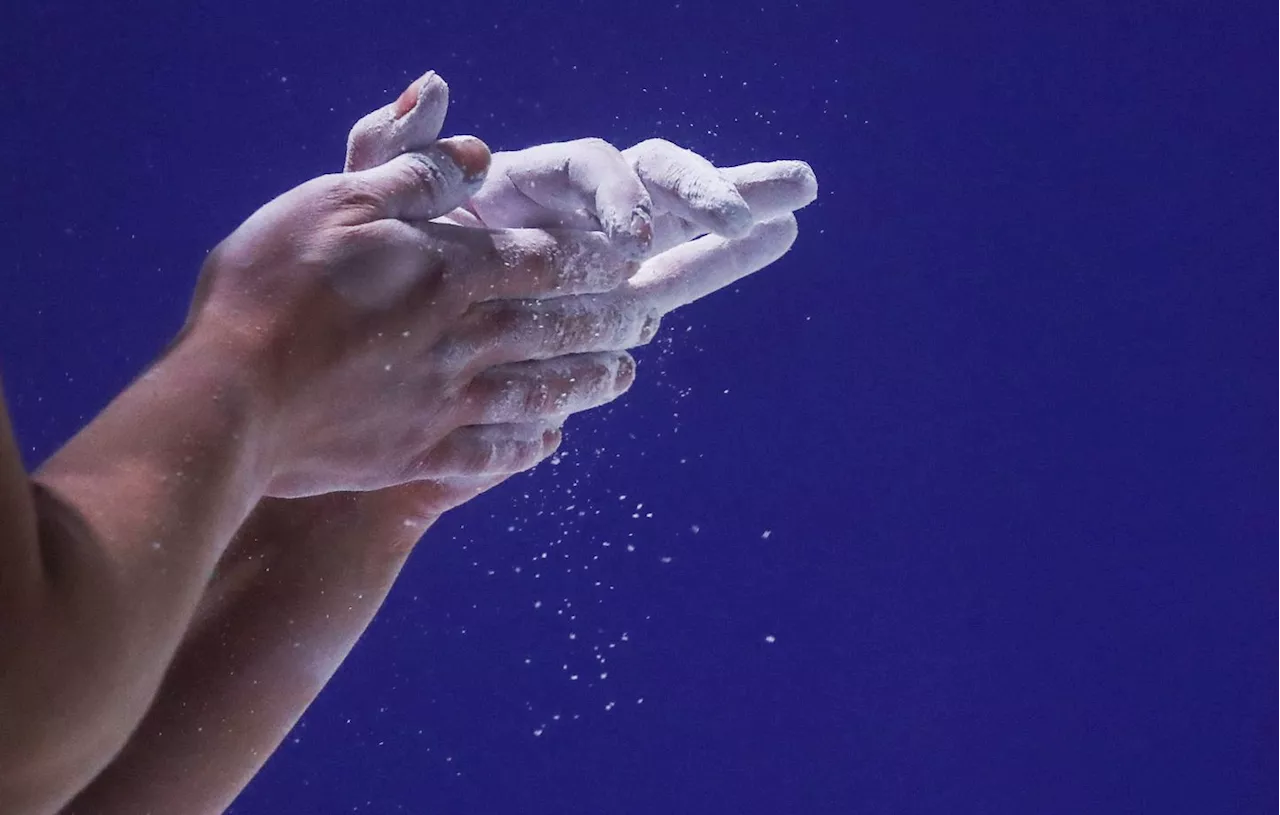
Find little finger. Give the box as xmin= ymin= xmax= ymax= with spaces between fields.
xmin=412 ymin=422 xmax=563 ymax=478
xmin=463 ymin=352 xmax=636 ymax=424
xmin=444 ymin=297 xmax=658 ymax=371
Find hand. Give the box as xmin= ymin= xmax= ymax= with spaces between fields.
xmin=61 ymin=75 xmax=820 ymax=814
xmin=335 ymin=70 xmax=819 ymax=514
xmin=192 ymin=132 xmax=650 ymax=501
xmin=348 ymin=72 xmax=818 ymax=261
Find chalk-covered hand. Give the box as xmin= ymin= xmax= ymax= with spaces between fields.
xmin=334 ymin=70 xmax=818 ymax=513
xmin=193 ymin=132 xmax=649 ymax=501
xmin=346 ymin=71 xmax=818 ymax=316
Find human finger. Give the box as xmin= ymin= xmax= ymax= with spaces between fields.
xmin=343 ymin=136 xmax=490 ymax=221
xmin=721 ymin=160 xmax=818 ymax=220
xmin=441 ymin=296 xmax=659 ymax=372
xmin=425 ymin=225 xmax=638 ymax=302
xmin=622 ymin=138 xmax=753 ymax=239
xmin=463 ymin=352 xmax=636 ymax=424
xmin=413 ymin=422 xmax=563 ymax=477
xmin=640 ymin=159 xmax=818 ymax=254
xmin=472 ymin=139 xmax=655 ymax=258
xmin=345 ymin=70 xmax=450 ymax=172
xmin=623 ymin=214 xmax=799 ymax=313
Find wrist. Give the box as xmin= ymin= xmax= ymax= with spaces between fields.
xmin=154 ymin=317 xmax=283 ymax=486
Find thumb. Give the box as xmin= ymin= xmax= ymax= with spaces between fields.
xmin=346 ymin=135 xmax=491 ymax=221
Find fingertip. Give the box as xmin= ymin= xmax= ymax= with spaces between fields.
xmin=637 ymin=311 xmax=662 ymax=345
xmin=601 ymin=201 xmax=655 ymax=259
xmin=435 ymin=135 xmax=491 ymax=183
xmin=751 ymin=213 xmax=799 ymax=259
xmin=614 ymin=352 xmax=637 ymax=390
xmin=394 ymin=70 xmax=449 ymax=119
xmin=786 ymin=160 xmax=819 ymax=207
xmin=542 ymin=424 xmax=564 ymax=453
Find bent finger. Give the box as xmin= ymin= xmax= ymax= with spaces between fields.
xmin=347 ymin=137 xmax=490 ymax=221
xmin=646 ymin=159 xmax=819 ymax=254
xmin=721 ymin=160 xmax=819 ymax=220
xmin=624 ymin=214 xmax=799 ymax=313
xmin=345 ymin=70 xmax=451 ymax=172
xmin=623 ymin=138 xmax=753 ymax=239
xmin=463 ymin=352 xmax=636 ymax=424
xmin=473 ymin=139 xmax=655 ymax=258
xmin=414 ymin=422 xmax=562 ymax=478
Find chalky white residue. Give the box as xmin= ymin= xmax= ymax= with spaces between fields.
xmin=344 ymin=70 xmax=448 ymax=172
xmin=624 ymin=215 xmax=800 ymax=313
xmin=494 ymin=229 xmax=631 ymax=297
xmin=627 ymin=138 xmax=753 ymax=238
xmin=722 ymin=160 xmax=819 ymax=221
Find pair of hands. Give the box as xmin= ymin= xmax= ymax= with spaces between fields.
xmin=196 ymin=70 xmax=817 ymax=522
xmin=44 ymin=73 xmax=814 ymax=815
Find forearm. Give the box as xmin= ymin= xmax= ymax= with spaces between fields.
xmin=65 ymin=488 xmax=438 ymax=815
xmin=0 ymin=375 xmax=40 ymax=618
xmin=1 ymin=331 xmax=271 ymax=813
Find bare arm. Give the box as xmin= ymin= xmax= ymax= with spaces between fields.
xmin=64 ymin=164 xmax=812 ymax=815
xmin=0 ymin=122 xmax=651 ymax=813
xmin=0 ymin=334 xmax=271 ymax=815
xmin=0 ymin=375 xmax=40 ymax=623
xmin=56 ymin=72 xmax=818 ymax=814
xmin=61 ymin=487 xmax=448 ymax=815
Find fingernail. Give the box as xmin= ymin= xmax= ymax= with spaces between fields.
xmin=393 ymin=70 xmax=447 ymax=120
xmin=393 ymin=78 xmax=423 ymax=118
xmin=435 ymin=135 xmax=491 ymax=182
xmin=615 ymin=354 xmax=636 ymax=389
xmin=639 ymin=313 xmax=661 ymax=345
xmin=543 ymin=426 xmax=563 ymax=448
xmin=630 ymin=205 xmax=653 ymax=249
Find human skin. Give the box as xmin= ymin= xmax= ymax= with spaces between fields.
xmin=0 ymin=123 xmax=671 ymax=812
xmin=51 ymin=72 xmax=817 ymax=814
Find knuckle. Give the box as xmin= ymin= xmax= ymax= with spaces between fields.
xmin=632 ymin=137 xmax=676 ymax=158
xmin=522 ymin=231 xmax=560 ymax=281
xmin=399 ymin=152 xmax=450 ymax=192
xmin=575 ymin=136 xmax=617 ymax=154
xmin=477 ymin=301 xmax=528 ymax=337
xmin=323 ymin=174 xmax=387 ymax=222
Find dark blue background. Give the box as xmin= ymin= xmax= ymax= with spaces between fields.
xmin=0 ymin=1 xmax=1273 ymax=813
